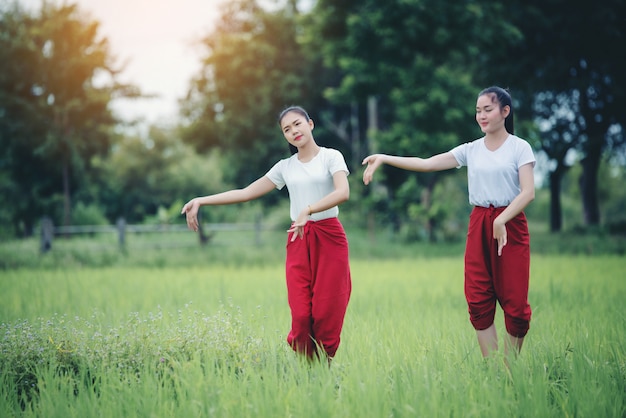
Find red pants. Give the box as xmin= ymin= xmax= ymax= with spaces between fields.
xmin=464 ymin=206 xmax=532 ymax=338
xmin=285 ymin=217 xmax=352 ymax=359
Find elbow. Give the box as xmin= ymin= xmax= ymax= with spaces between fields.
xmin=238 ymin=189 xmax=255 ymax=203
xmin=422 ymin=159 xmax=439 ymax=172
xmin=340 ymin=189 xmax=350 ymax=204
xmin=338 ymin=187 xmax=350 ymax=204
xmin=524 ymin=188 xmax=535 ymax=205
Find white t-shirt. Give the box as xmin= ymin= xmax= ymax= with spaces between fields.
xmin=265 ymin=147 xmax=349 ymax=221
xmin=450 ymin=135 xmax=535 ymax=208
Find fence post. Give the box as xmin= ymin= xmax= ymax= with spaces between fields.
xmin=40 ymin=217 xmax=54 ymax=253
xmin=255 ymin=214 xmax=262 ymax=245
xmin=197 ymin=212 xmax=210 ymax=246
xmin=117 ymin=217 xmax=126 ymax=248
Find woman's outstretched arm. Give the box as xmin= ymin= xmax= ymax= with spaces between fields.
xmin=181 ymin=176 xmax=276 ymax=232
xmin=362 ymin=152 xmax=458 ymax=185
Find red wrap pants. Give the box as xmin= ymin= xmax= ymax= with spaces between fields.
xmin=464 ymin=206 xmax=532 ymax=338
xmin=285 ymin=217 xmax=352 ymax=359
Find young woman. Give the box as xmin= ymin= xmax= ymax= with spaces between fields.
xmin=181 ymin=106 xmax=352 ymax=362
xmin=362 ymin=86 xmax=535 ymax=358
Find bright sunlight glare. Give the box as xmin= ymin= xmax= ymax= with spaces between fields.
xmin=17 ymin=0 xmax=225 ymax=131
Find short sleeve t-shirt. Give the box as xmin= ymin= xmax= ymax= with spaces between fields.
xmin=265 ymin=147 xmax=349 ymax=221
xmin=450 ymin=135 xmax=535 ymax=207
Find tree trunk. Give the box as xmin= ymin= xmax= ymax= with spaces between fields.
xmin=196 ymin=211 xmax=211 ymax=246
xmin=579 ymin=137 xmax=602 ymax=226
xmin=548 ymin=169 xmax=563 ymax=232
xmin=577 ymin=86 xmax=607 ymax=228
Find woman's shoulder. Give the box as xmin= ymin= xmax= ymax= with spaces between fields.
xmin=508 ymin=135 xmax=536 ymax=163
xmin=454 ymin=137 xmax=484 ymax=151
xmin=270 ymin=153 xmax=298 ymax=169
xmin=318 ymin=147 xmax=346 ymax=159
xmin=508 ymin=134 xmax=534 ymax=150
xmin=509 ymin=134 xmax=529 ymax=143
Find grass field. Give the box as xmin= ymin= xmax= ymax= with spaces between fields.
xmin=1 ymin=242 xmax=625 ymax=417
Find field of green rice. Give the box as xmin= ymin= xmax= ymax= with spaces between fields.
xmin=1 ymin=253 xmax=625 ymax=417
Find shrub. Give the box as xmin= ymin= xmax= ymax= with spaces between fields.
xmin=72 ymin=202 xmax=109 ymax=226
xmin=0 ymin=304 xmax=265 ymax=410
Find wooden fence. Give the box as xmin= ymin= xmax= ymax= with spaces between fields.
xmin=39 ymin=216 xmax=272 ymax=253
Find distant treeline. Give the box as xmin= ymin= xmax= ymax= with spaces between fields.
xmin=1 ymin=0 xmax=624 ymax=240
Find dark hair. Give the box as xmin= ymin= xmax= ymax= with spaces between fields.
xmin=478 ymin=86 xmax=514 ymax=134
xmin=278 ymin=106 xmax=311 ymax=155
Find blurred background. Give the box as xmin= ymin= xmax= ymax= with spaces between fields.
xmin=1 ymin=0 xmax=625 ymax=255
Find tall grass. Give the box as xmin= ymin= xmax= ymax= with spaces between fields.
xmin=1 ymin=256 xmax=624 ymax=417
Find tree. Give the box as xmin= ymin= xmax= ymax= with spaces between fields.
xmin=0 ymin=2 xmax=138 ymax=235
xmin=483 ymin=0 xmax=626 ymax=228
xmin=0 ymin=3 xmax=56 ymax=235
xmin=306 ymin=0 xmax=518 ymax=239
xmin=532 ymin=91 xmax=583 ymax=231
xmin=179 ymin=0 xmax=321 ymax=193
xmin=94 ymin=126 xmax=226 ymax=223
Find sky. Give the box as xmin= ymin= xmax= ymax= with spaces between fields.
xmin=19 ymin=0 xmax=225 ymax=131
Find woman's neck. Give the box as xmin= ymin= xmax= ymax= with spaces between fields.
xmin=484 ymin=128 xmax=509 ymax=143
xmin=297 ymin=142 xmax=320 ymax=162
xmin=483 ymin=129 xmax=510 ymax=151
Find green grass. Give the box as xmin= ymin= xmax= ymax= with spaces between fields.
xmin=1 ymin=255 xmax=625 ymax=417
xmin=2 ymin=221 xmax=624 ymax=271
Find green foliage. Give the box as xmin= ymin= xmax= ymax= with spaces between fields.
xmin=179 ymin=0 xmax=320 ymax=191
xmin=526 ymin=160 xmax=626 ymax=234
xmin=0 ymin=2 xmax=138 ymax=234
xmin=306 ymin=0 xmax=517 ymax=234
xmin=71 ymin=202 xmax=109 ymax=226
xmin=95 ymin=126 xmax=226 ymax=222
xmin=311 ymin=0 xmax=511 ymax=100
xmin=2 ymin=0 xmax=624 ymax=243
xmin=489 ymin=0 xmax=626 ymax=227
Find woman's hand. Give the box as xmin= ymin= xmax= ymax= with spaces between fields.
xmin=493 ymin=218 xmax=507 ymax=256
xmin=181 ymin=199 xmax=200 ymax=232
xmin=287 ymin=207 xmax=310 ymax=241
xmin=362 ymin=154 xmax=386 ymax=185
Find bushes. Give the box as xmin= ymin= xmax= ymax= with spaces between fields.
xmin=72 ymin=203 xmax=109 ymax=226
xmin=0 ymin=304 xmax=265 ymax=410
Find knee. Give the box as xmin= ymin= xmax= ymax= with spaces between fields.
xmin=321 ymin=338 xmax=340 ymax=358
xmin=467 ymin=301 xmax=496 ymax=330
xmin=504 ymin=313 xmax=531 ymax=338
xmin=287 ymin=329 xmax=315 ymax=357
xmin=290 ymin=313 xmax=312 ymax=335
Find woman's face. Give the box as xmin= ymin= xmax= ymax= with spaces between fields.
xmin=280 ymin=111 xmax=314 ymax=148
xmin=475 ymin=93 xmax=509 ymax=135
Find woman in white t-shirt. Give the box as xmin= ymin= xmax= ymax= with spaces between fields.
xmin=361 ymin=87 xmax=535 ymax=360
xmin=181 ymin=106 xmax=352 ymax=362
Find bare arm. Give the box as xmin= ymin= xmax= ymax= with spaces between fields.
xmin=180 ymin=176 xmax=276 ymax=232
xmin=288 ymin=170 xmax=350 ymax=241
xmin=493 ymin=163 xmax=535 ymax=255
xmin=362 ymin=152 xmax=459 ymax=185
xmin=309 ymin=170 xmax=350 ymax=214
